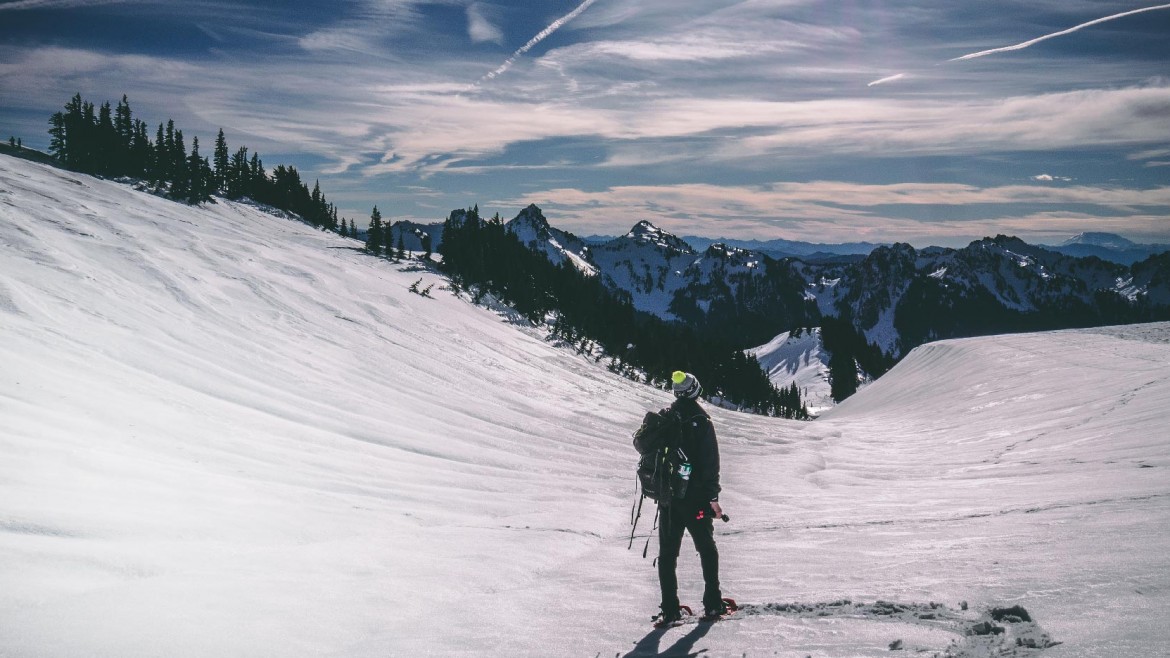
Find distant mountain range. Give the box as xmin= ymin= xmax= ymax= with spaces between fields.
xmin=582 ymin=232 xmax=882 ymax=261
xmin=492 ymin=208 xmax=1170 ymax=402
xmin=376 ymin=207 xmax=1170 ymax=408
xmin=682 ymin=235 xmax=882 ymax=260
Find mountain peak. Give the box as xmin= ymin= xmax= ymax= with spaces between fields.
xmin=503 ymin=204 xmax=596 ymax=275
xmin=627 ymin=219 xmax=660 ymax=237
xmin=1060 ymin=232 xmax=1137 ymax=249
xmin=624 ymin=220 xmax=693 ymax=253
xmin=511 ymin=204 xmax=550 ymax=229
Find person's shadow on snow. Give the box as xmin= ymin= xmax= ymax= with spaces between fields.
xmin=623 ymin=621 xmax=714 ymax=657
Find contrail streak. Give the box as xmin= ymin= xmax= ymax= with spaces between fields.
xmin=950 ymin=3 xmax=1170 ymax=61
xmin=481 ymin=0 xmax=598 ymax=82
xmin=867 ymin=73 xmax=906 ymax=87
xmin=0 ymin=0 xmax=128 ymax=10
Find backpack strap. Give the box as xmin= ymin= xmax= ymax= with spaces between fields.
xmin=627 ymin=485 xmax=645 ymax=550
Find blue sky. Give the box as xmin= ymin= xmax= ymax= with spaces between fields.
xmin=1 ymin=0 xmax=1168 ymax=246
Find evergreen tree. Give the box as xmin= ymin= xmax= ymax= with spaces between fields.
xmin=249 ymin=152 xmax=264 ymax=199
xmin=95 ymin=101 xmax=117 ymax=175
xmin=310 ymin=180 xmax=323 ymax=227
xmin=163 ymin=120 xmax=176 ymax=181
xmin=79 ymin=99 xmax=97 ymax=170
xmin=213 ymin=128 xmax=229 ymax=193
xmin=365 ymin=206 xmax=383 ymax=254
xmin=150 ymin=122 xmax=166 ymax=183
xmin=170 ymin=129 xmax=189 ymax=200
xmin=113 ymin=95 xmax=133 ymax=175
xmin=47 ymin=111 xmax=65 ymax=159
xmin=396 ymin=232 xmax=407 ymax=260
xmin=381 ymin=220 xmax=394 ymax=257
xmin=421 ymin=232 xmax=432 ymax=261
xmin=129 ymin=119 xmax=150 ymax=177
xmin=41 ymin=93 xmax=344 ymax=236
xmin=227 ymin=146 xmax=248 ymax=199
xmin=185 ymin=136 xmax=213 ymax=203
xmin=47 ymin=93 xmax=84 ymax=169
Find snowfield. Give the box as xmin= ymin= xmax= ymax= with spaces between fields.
xmin=2 ymin=154 xmax=1168 ymax=657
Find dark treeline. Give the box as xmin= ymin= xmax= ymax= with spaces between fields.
xmin=436 ymin=207 xmax=808 ymax=418
xmin=820 ymin=318 xmax=895 ymax=401
xmin=363 ymin=206 xmax=429 ymax=260
xmin=47 ymin=93 xmax=339 ymax=230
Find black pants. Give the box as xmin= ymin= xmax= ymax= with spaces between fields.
xmin=658 ymin=502 xmax=721 ymax=612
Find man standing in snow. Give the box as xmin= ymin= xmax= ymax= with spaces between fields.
xmin=654 ymin=371 xmax=728 ymax=625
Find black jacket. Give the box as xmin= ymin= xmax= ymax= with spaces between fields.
xmin=669 ymin=397 xmax=720 ymax=507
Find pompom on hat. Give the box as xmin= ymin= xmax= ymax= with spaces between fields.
xmin=671 ymin=371 xmax=702 ymax=399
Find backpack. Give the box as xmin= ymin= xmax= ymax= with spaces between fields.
xmin=631 ymin=409 xmax=691 ymax=505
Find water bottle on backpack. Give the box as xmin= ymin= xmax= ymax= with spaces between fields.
xmin=676 ymin=461 xmax=691 ymax=500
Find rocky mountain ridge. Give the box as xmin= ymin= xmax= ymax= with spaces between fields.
xmin=398 ymin=205 xmax=1170 ymax=403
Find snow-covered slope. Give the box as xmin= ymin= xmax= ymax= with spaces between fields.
xmin=746 ymin=327 xmax=837 ymax=416
xmin=3 ymin=154 xmax=1169 ymax=657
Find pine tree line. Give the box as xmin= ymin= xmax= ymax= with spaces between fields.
xmin=361 ymin=206 xmax=434 ymax=260
xmin=436 ymin=207 xmax=808 ymax=418
xmin=47 ymin=93 xmax=339 ymax=230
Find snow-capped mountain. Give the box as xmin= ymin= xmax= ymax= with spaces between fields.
xmin=1060 ymin=231 xmax=1138 ymax=250
xmin=406 ymin=206 xmax=1170 ymax=409
xmin=587 ymin=220 xmax=699 ymax=318
xmin=819 ymin=236 xmax=1170 ymax=357
xmin=1046 ymin=231 xmax=1170 ymax=265
xmin=3 ymin=154 xmax=1170 ymax=657
xmin=504 ymin=204 xmax=596 ymax=275
xmin=588 ymin=221 xmax=818 ymax=342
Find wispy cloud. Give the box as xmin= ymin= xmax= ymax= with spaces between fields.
xmin=1128 ymin=147 xmax=1170 ymax=161
xmin=5 ymin=2 xmax=1169 ymax=243
xmin=497 ymin=181 xmax=1170 ymax=244
xmin=950 ymin=3 xmax=1170 ymax=62
xmin=481 ymin=0 xmax=598 ymax=82
xmin=466 ymin=3 xmax=503 ymax=45
xmin=733 ymin=86 xmax=1170 ymax=160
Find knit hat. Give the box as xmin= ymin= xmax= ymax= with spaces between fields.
xmin=671 ymin=371 xmax=702 ymax=399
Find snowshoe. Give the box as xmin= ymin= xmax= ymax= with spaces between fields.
xmin=700 ymin=598 xmax=738 ymax=622
xmin=651 ymin=604 xmax=693 ymax=628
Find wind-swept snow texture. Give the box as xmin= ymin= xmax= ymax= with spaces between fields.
xmin=2 ymin=154 xmax=1169 ymax=657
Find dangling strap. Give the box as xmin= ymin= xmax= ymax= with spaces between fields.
xmin=642 ymin=503 xmax=660 ymax=559
xmin=627 ymin=479 xmax=645 ymax=550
